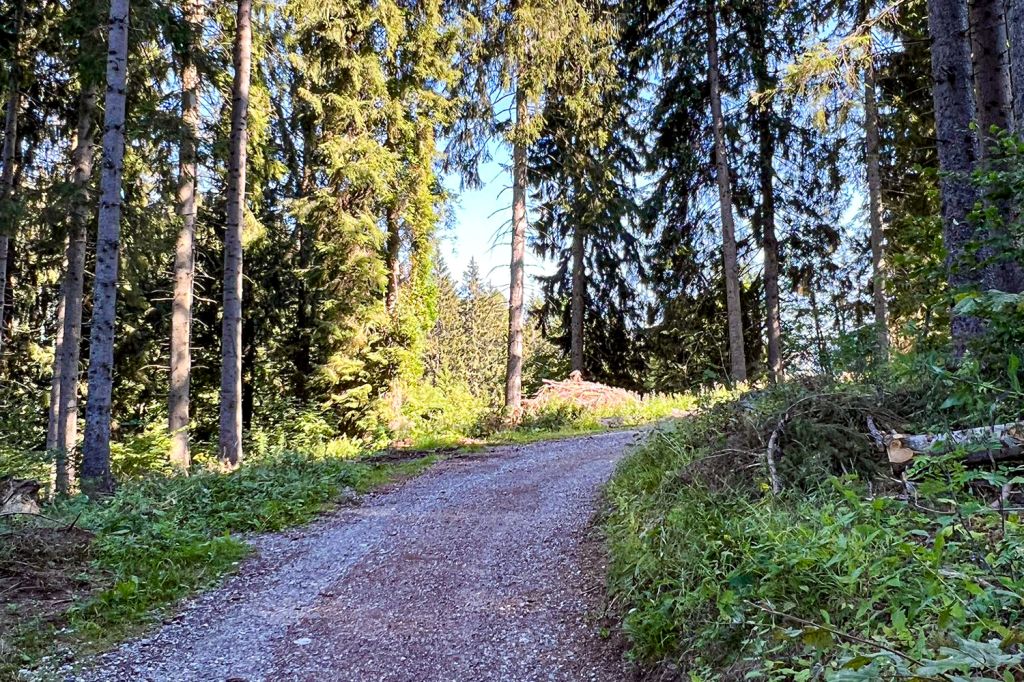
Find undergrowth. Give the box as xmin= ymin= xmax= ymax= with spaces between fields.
xmin=604 ymin=374 xmax=1024 ymax=680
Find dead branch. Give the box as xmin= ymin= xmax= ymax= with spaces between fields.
xmin=765 ymin=415 xmax=787 ymax=494
xmin=873 ymin=421 xmax=1024 ymax=468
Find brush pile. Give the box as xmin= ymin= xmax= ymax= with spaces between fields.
xmin=523 ymin=371 xmax=639 ymax=414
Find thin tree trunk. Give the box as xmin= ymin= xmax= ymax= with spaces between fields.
xmin=862 ymin=0 xmax=889 ymax=361
xmin=219 ymin=0 xmax=252 ymax=467
xmin=169 ymin=0 xmax=202 ymax=472
xmin=748 ymin=4 xmax=782 ymax=381
xmin=81 ymin=0 xmax=131 ymax=494
xmin=0 ymin=0 xmax=22 ymax=364
xmin=55 ymin=85 xmax=96 ymax=496
xmin=928 ymin=0 xmax=983 ymax=349
xmin=293 ymin=116 xmax=314 ymax=400
xmin=385 ymin=204 xmax=402 ymax=315
xmin=570 ymin=226 xmax=585 ymax=374
xmin=808 ymin=283 xmax=831 ymax=375
xmin=706 ymin=0 xmax=747 ymax=382
xmin=505 ymin=87 xmax=527 ymax=417
xmin=46 ymin=281 xmax=67 ymax=449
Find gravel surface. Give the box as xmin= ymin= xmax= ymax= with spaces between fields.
xmin=73 ymin=430 xmax=640 ymax=681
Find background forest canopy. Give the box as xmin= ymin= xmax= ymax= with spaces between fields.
xmin=0 ymin=0 xmax=1022 ymax=493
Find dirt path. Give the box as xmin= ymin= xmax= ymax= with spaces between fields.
xmin=74 ymin=430 xmax=639 ymax=681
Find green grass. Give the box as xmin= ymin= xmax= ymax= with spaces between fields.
xmin=1 ymin=450 xmax=435 ymax=680
xmin=603 ymin=382 xmax=1024 ymax=680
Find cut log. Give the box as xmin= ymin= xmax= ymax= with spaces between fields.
xmin=873 ymin=421 xmax=1024 ymax=467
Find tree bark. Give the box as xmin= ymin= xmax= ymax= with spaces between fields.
xmin=706 ymin=0 xmax=747 ymax=383
xmin=81 ymin=0 xmax=131 ymax=495
xmin=169 ymin=0 xmax=203 ymax=472
xmin=928 ymin=0 xmax=983 ymax=348
xmin=969 ymin=0 xmax=1024 ymax=293
xmin=54 ymin=85 xmax=96 ymax=496
xmin=971 ymin=0 xmax=1013 ymax=142
xmin=219 ymin=0 xmax=252 ymax=467
xmin=1009 ymin=0 xmax=1024 ymax=127
xmin=0 ymin=0 xmax=22 ymax=364
xmin=570 ymin=226 xmax=585 ymax=374
xmin=505 ymin=87 xmax=527 ymax=418
xmin=862 ymin=0 xmax=890 ymax=361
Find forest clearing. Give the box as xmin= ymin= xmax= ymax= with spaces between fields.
xmin=2 ymin=0 xmax=1024 ymax=676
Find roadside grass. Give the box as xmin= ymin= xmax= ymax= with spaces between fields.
xmin=0 ymin=450 xmax=435 ymax=680
xmin=603 ymin=379 xmax=1024 ymax=680
xmin=401 ymin=390 xmax=710 ymax=452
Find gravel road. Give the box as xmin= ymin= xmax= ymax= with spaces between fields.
xmin=73 ymin=430 xmax=639 ymax=682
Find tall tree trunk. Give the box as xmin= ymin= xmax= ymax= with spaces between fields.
xmin=928 ymin=0 xmax=983 ymax=348
xmin=219 ymin=0 xmax=252 ymax=467
xmin=55 ymin=85 xmax=97 ymax=496
xmin=570 ymin=226 xmax=585 ymax=374
xmin=169 ymin=0 xmax=202 ymax=472
xmin=706 ymin=0 xmax=747 ymax=383
xmin=81 ymin=0 xmax=131 ymax=495
xmin=1009 ymin=0 xmax=1024 ymax=126
xmin=0 ymin=0 xmax=22 ymax=365
xmin=970 ymin=0 xmax=1023 ymax=292
xmin=862 ymin=0 xmax=890 ymax=361
xmin=748 ymin=4 xmax=782 ymax=381
xmin=293 ymin=115 xmax=314 ymax=399
xmin=505 ymin=87 xmax=527 ymax=417
xmin=385 ymin=204 xmax=402 ymax=315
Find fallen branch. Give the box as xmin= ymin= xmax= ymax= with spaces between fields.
xmin=765 ymin=415 xmax=788 ymax=494
xmin=873 ymin=421 xmax=1024 ymax=468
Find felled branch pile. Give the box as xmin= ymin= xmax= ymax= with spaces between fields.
xmin=523 ymin=370 xmax=639 ymax=413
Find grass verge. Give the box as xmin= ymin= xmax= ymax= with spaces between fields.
xmin=603 ymin=379 xmax=1024 ymax=680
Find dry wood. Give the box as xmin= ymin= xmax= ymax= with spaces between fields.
xmin=872 ymin=420 xmax=1024 ymax=467
xmin=1 ymin=477 xmax=41 ymax=515
xmin=522 ymin=371 xmax=639 ymax=414
xmin=765 ymin=417 xmax=786 ymax=495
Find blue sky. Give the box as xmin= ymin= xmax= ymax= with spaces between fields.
xmin=439 ymin=144 xmax=553 ymax=299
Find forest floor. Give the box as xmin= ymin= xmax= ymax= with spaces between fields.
xmin=58 ymin=429 xmax=640 ymax=681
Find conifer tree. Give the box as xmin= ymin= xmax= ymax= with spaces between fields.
xmin=81 ymin=0 xmax=131 ymax=493
xmin=168 ymin=0 xmax=203 ymax=471
xmin=219 ymin=0 xmax=252 ymax=466
xmin=706 ymin=0 xmax=747 ymax=382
